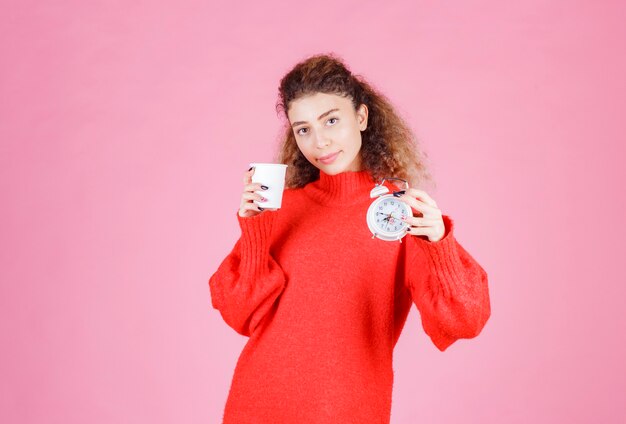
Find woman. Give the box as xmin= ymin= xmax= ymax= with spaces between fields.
xmin=209 ymin=53 xmax=491 ymax=423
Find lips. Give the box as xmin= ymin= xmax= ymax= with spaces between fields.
xmin=318 ymin=151 xmax=340 ymax=164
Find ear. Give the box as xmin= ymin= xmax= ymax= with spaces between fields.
xmin=357 ymin=103 xmax=368 ymax=131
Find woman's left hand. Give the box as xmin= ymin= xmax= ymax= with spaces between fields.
xmin=395 ymin=188 xmax=445 ymax=242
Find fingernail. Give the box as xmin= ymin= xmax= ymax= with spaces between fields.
xmin=261 ymin=185 xmax=269 ymax=190
xmin=248 ymin=166 xmax=253 ymax=171
xmin=258 ymin=207 xmax=264 ymax=211
xmin=393 ymin=190 xmax=405 ymax=197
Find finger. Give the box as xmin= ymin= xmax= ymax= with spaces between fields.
xmin=241 ymin=202 xmax=263 ymax=213
xmin=405 ymin=225 xmax=436 ymax=237
xmin=243 ymin=166 xmax=255 ymax=184
xmin=399 ymin=194 xmax=439 ymax=217
xmin=406 ymin=188 xmax=438 ymax=208
xmin=240 ymin=193 xmax=263 ymax=212
xmin=242 ymin=192 xmax=266 ymax=202
xmin=402 ymin=216 xmax=440 ymax=227
xmin=244 ymin=182 xmax=267 ymax=193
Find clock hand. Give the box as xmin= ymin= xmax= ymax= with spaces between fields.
xmin=388 ymin=209 xmax=402 ymax=221
xmin=390 ymin=206 xmax=406 ymax=221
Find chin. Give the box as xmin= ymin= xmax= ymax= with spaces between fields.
xmin=323 ymin=168 xmax=343 ymax=175
xmin=319 ymin=160 xmax=348 ymax=174
xmin=313 ymin=151 xmax=359 ymax=174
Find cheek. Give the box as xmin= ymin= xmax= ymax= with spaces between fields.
xmin=341 ymin=127 xmax=362 ymax=149
xmin=296 ymin=142 xmax=314 ymax=159
xmin=341 ymin=125 xmax=361 ymax=144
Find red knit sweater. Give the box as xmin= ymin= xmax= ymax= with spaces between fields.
xmin=209 ymin=169 xmax=491 ymax=423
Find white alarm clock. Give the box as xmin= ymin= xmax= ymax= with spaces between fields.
xmin=366 ymin=177 xmax=413 ymax=242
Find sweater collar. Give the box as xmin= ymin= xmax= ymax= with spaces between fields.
xmin=302 ymin=169 xmax=377 ymax=206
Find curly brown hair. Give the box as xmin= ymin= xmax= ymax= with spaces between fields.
xmin=272 ymin=52 xmax=435 ymax=191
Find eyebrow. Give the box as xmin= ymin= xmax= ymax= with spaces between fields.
xmin=291 ymin=108 xmax=340 ymax=128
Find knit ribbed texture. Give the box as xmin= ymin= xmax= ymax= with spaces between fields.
xmin=411 ymin=215 xmax=464 ymax=297
xmin=236 ymin=210 xmax=276 ymax=277
xmin=208 ymin=169 xmax=491 ymax=423
xmin=208 ymin=209 xmax=285 ymax=337
xmin=303 ymin=169 xmax=378 ymax=205
xmin=404 ymin=215 xmax=491 ymax=351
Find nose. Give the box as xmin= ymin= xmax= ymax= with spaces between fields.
xmin=313 ymin=131 xmax=330 ymax=148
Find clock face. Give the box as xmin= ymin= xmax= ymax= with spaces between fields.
xmin=370 ymin=196 xmax=412 ymax=234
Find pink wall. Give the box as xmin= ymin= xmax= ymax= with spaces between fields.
xmin=1 ymin=1 xmax=624 ymax=423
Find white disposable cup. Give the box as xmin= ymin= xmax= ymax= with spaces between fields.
xmin=249 ymin=163 xmax=288 ymax=209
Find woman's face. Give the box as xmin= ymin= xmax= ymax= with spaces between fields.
xmin=288 ymin=92 xmax=368 ymax=174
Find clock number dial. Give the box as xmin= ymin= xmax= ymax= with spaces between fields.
xmin=374 ymin=198 xmax=409 ymax=232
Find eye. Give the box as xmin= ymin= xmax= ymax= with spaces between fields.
xmin=296 ymin=117 xmax=338 ymax=136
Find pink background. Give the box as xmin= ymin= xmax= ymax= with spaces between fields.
xmin=1 ymin=1 xmax=624 ymax=423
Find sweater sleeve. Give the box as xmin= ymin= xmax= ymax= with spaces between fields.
xmin=208 ymin=210 xmax=287 ymax=337
xmin=403 ymin=214 xmax=491 ymax=351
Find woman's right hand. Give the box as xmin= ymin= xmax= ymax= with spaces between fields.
xmin=238 ymin=167 xmax=278 ymax=218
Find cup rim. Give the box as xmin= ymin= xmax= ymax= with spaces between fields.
xmin=249 ymin=163 xmax=288 ymax=167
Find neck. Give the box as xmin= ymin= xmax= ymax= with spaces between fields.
xmin=303 ymin=169 xmax=376 ymax=206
